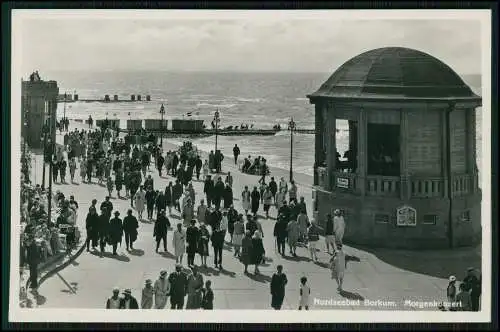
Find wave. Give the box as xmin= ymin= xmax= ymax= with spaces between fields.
xmin=196 ymin=103 xmax=236 ymax=109
xmin=229 ymin=97 xmax=264 ymax=103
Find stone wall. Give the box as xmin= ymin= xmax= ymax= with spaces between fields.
xmin=314 ymin=188 xmax=481 ymax=249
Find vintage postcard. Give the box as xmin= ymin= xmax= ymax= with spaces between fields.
xmin=9 ymin=9 xmax=491 ymax=323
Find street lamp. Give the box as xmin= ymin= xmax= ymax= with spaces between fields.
xmin=159 ymin=103 xmax=165 ymax=147
xmin=288 ymin=118 xmax=296 ymax=182
xmin=40 ymin=124 xmax=49 ymax=189
xmin=214 ymin=110 xmax=220 ymax=152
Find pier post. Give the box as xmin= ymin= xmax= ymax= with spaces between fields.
xmin=146 ymin=95 xmax=151 ymax=101
xmin=114 ymin=95 xmax=119 ymax=101
xmin=131 ymin=95 xmax=135 ymax=101
xmin=137 ymin=95 xmax=141 ymax=101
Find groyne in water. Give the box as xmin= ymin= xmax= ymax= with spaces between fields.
xmin=113 ymin=127 xmax=316 ymax=136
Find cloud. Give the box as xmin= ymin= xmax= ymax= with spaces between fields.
xmin=17 ymin=15 xmax=481 ymax=74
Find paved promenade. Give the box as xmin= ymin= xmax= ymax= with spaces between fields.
xmin=30 ymin=126 xmax=481 ymax=310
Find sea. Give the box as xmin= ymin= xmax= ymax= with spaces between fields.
xmin=52 ymin=71 xmax=482 ymax=179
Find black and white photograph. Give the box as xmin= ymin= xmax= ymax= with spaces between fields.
xmin=8 ymin=9 xmax=492 ymax=323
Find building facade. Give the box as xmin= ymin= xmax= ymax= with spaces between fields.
xmin=21 ymin=77 xmax=59 ymax=149
xmin=307 ymin=47 xmax=482 ymax=249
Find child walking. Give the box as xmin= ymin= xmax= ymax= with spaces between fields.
xmin=298 ymin=276 xmax=310 ymax=310
xmin=330 ymin=244 xmax=346 ymax=292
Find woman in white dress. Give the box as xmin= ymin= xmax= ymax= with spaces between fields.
xmin=298 ymin=276 xmax=310 ymax=310
xmin=153 ymin=271 xmax=170 ymax=309
xmin=134 ymin=185 xmax=146 ymax=221
xmin=279 ymin=177 xmax=288 ymax=195
xmin=79 ymin=158 xmax=87 ymax=183
xmin=276 ymin=188 xmax=287 ymax=210
xmin=202 ymin=160 xmax=209 ymax=180
xmin=173 ymin=223 xmax=186 ymax=264
xmin=241 ymin=186 xmax=251 ymax=215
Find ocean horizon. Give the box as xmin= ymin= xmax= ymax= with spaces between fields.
xmin=51 ymin=71 xmax=482 ymax=178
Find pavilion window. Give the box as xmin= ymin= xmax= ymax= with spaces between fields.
xmin=335 ymin=119 xmax=358 ymax=173
xmin=367 ymin=123 xmax=400 ymax=176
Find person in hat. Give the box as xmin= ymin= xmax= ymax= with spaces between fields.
xmin=456 ymin=282 xmax=472 ymax=311
xmin=333 ymin=209 xmax=345 ymax=249
xmin=168 ymin=264 xmax=188 ymax=309
xmin=106 ymin=287 xmax=121 ymax=309
xmin=109 ymin=211 xmax=123 ymax=255
xmin=153 ymin=271 xmax=171 ymax=309
xmin=241 ymin=185 xmax=251 ymax=215
xmin=119 ymin=288 xmax=139 ymax=309
xmin=463 ymin=267 xmax=481 ymax=311
xmin=173 ymin=223 xmax=186 ymax=264
xmin=85 ymin=206 xmax=99 ymax=252
xmin=25 ymin=234 xmax=41 ymax=290
xmin=154 ymin=209 xmax=171 ymax=253
xmin=123 ymin=209 xmax=139 ymax=251
xmin=134 ymin=185 xmax=146 ymax=221
xmin=447 ymin=275 xmax=457 ymax=311
xmin=100 ymin=196 xmax=114 ymax=221
xmin=141 ymin=279 xmax=154 ymax=309
xmin=330 ymin=244 xmax=346 ymax=292
xmin=201 ymin=280 xmax=214 ymax=310
xmin=198 ymin=223 xmax=210 ymax=267
xmin=270 ymin=265 xmax=288 ymax=310
xmin=186 ymin=265 xmax=204 ymax=309
xmin=186 ymin=219 xmax=200 ymax=267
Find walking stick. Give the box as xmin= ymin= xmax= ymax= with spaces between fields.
xmin=274 ymin=237 xmax=278 ymax=253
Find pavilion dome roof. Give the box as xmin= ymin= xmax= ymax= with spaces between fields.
xmin=308 ymin=47 xmax=480 ymax=101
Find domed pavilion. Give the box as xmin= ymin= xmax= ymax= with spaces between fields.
xmin=307 ymin=47 xmax=481 ymax=249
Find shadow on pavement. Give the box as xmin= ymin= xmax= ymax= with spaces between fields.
xmin=246 ymin=272 xmax=272 ymax=283
xmin=339 ymin=289 xmax=364 ymax=301
xmin=129 ymin=248 xmax=145 ymax=256
xmin=140 ymin=219 xmax=153 ymax=224
xmin=282 ymin=255 xmax=310 ymax=262
xmin=346 ymin=254 xmax=361 ymax=263
xmin=219 ymin=268 xmax=237 ymax=278
xmin=91 ymin=251 xmax=131 ymax=262
xmin=314 ymin=261 xmax=330 ymax=269
xmin=199 ymin=265 xmax=220 ymax=276
xmin=348 ymin=243 xmax=481 ymax=279
xmin=159 ymin=251 xmax=177 ymax=260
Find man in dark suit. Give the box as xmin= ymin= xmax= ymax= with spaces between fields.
xmin=119 ymin=289 xmax=139 ymax=309
xmin=168 ymin=264 xmax=188 ymax=309
xmin=26 ymin=235 xmax=41 ymax=290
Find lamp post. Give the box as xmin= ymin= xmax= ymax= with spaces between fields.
xmin=288 ymin=118 xmax=296 ymax=182
xmin=214 ymin=110 xmax=220 ymax=152
xmin=159 ymin=103 xmax=165 ymax=147
xmin=47 ymin=136 xmax=53 ymax=222
xmin=40 ymin=124 xmax=48 ymax=189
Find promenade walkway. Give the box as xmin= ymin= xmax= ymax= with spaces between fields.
xmin=30 ymin=125 xmax=481 ymax=310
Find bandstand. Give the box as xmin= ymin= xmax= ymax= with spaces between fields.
xmin=307 ymin=47 xmax=481 ymax=249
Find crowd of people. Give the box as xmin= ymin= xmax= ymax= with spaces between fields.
xmin=24 ymin=120 xmax=482 ymax=311
xmin=444 ymin=268 xmax=482 ymax=311
xmin=20 ymin=178 xmax=81 ymax=292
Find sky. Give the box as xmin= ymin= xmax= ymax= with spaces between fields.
xmin=16 ymin=11 xmax=483 ymax=75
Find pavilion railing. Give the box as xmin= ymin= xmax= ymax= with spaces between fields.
xmin=366 ymin=176 xmax=400 ymax=197
xmin=451 ymin=174 xmax=472 ymax=197
xmin=410 ymin=177 xmax=444 ymax=198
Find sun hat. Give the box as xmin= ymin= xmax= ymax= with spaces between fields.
xmin=160 ymin=270 xmax=167 ymax=276
xmin=114 ymin=211 xmax=120 ymax=216
xmin=123 ymin=289 xmax=132 ymax=295
xmin=449 ymin=276 xmax=456 ymax=282
xmin=145 ymin=279 xmax=152 ymax=284
xmin=112 ymin=287 xmax=120 ymax=292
